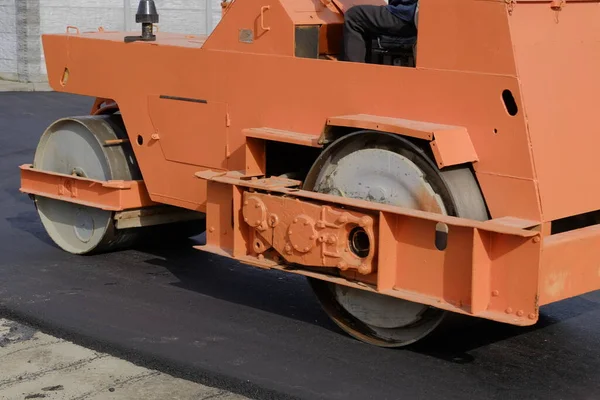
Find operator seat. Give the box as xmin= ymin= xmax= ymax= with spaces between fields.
xmin=369 ymin=2 xmax=419 ymax=67
xmin=370 ymin=35 xmax=417 ymax=67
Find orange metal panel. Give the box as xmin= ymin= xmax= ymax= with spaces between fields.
xmin=327 ymin=114 xmax=479 ymax=167
xmin=19 ymin=164 xmax=155 ymax=211
xmin=430 ymin=129 xmax=478 ymax=169
xmin=539 ymin=224 xmax=600 ymax=306
xmin=509 ymin=1 xmax=600 ymax=220
xmin=243 ymin=127 xmax=322 ymax=147
xmin=41 ymin=31 xmax=539 ymax=220
xmin=416 ymin=0 xmax=518 ymax=75
xmin=475 ymin=172 xmax=542 ymax=221
xmin=203 ymin=0 xmax=295 ymax=55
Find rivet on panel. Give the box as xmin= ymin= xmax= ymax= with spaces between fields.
xmin=244 ymin=201 xmax=248 ymax=206
xmin=505 ymin=307 xmax=513 ymax=314
xmin=492 ymin=290 xmax=500 ymax=297
xmin=533 ymin=236 xmax=541 ymax=243
xmin=517 ymin=310 xmax=524 ymax=317
xmin=285 ymin=245 xmax=292 ymax=254
xmin=209 ymin=226 xmax=215 ymax=233
xmin=528 ymin=313 xmax=536 ymax=320
xmin=338 ymin=261 xmax=347 ymax=270
xmin=293 ymin=218 xmax=298 ymax=223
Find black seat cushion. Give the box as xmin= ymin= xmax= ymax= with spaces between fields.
xmin=376 ymin=35 xmax=417 ymax=51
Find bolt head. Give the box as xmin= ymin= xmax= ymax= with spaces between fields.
xmin=492 ymin=290 xmax=500 ymax=297
xmin=528 ymin=313 xmax=536 ymax=320
xmin=505 ymin=307 xmax=513 ymax=314
xmin=516 ymin=310 xmax=524 ymax=317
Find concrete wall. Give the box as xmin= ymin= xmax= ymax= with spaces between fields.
xmin=0 ymin=0 xmax=222 ymax=82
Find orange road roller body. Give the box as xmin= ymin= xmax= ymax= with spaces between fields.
xmin=19 ymin=0 xmax=600 ymax=346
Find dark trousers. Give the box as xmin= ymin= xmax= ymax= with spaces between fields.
xmin=341 ymin=5 xmax=416 ymax=62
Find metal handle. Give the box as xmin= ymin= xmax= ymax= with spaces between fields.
xmin=66 ymin=26 xmax=80 ymax=35
xmin=260 ymin=6 xmax=271 ymax=31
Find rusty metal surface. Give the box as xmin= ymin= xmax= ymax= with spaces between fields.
xmin=19 ymin=164 xmax=155 ymax=211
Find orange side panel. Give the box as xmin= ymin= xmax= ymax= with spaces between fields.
xmin=327 ymin=114 xmax=478 ymax=168
xmin=203 ymin=0 xmax=294 ymax=55
xmin=510 ymin=1 xmax=600 ymax=220
xmin=41 ymin=0 xmax=541 ymax=221
xmin=539 ymin=224 xmax=600 ymax=306
xmin=148 ymin=95 xmax=229 ymax=170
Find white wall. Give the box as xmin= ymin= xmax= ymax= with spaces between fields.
xmin=1 ymin=0 xmax=222 ymax=82
xmin=0 ymin=1 xmax=19 ymax=81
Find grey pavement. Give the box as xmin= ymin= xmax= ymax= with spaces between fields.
xmin=0 ymin=319 xmax=248 ymax=400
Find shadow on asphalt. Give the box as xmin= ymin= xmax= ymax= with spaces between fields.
xmin=131 ymin=236 xmax=600 ymax=365
xmin=135 ymin=237 xmax=343 ymax=335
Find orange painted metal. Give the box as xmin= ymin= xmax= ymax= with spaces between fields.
xmin=244 ymin=128 xmax=322 ymax=148
xmin=326 ymin=114 xmax=478 ymax=168
xmin=242 ymin=191 xmax=377 ymax=274
xmin=19 ymin=164 xmax=156 ymax=211
xmin=24 ymin=0 xmax=600 ymax=327
xmin=539 ymin=224 xmax=600 ymax=306
xmin=196 ymin=171 xmax=542 ymax=325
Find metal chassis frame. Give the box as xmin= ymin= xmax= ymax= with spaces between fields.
xmin=19 ymin=164 xmax=600 ymax=328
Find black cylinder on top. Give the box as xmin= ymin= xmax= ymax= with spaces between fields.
xmin=124 ymin=0 xmax=159 ymax=43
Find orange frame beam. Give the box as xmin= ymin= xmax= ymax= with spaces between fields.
xmin=196 ymin=170 xmax=543 ymax=326
xmin=19 ymin=164 xmax=156 ymax=211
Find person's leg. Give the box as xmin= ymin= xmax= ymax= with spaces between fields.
xmin=341 ymin=5 xmax=413 ymax=62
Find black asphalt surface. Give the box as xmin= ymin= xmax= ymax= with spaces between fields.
xmin=1 ymin=92 xmax=600 ymax=400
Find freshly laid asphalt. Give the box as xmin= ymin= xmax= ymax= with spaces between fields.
xmin=1 ymin=92 xmax=599 ymax=400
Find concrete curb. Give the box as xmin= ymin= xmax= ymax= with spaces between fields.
xmin=0 ymin=80 xmax=52 ymax=93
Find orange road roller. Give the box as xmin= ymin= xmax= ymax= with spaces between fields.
xmin=19 ymin=0 xmax=600 ymax=347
